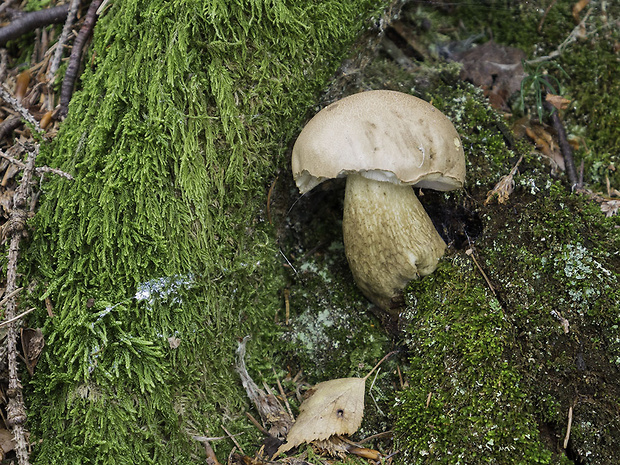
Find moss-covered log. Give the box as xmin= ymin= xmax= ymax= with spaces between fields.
xmin=23 ymin=0 xmax=385 ymax=463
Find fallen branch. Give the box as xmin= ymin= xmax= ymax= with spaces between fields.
xmin=0 ymin=85 xmax=43 ymax=134
xmin=0 ymin=4 xmax=70 ymax=46
xmin=0 ymin=149 xmax=74 ymax=180
xmin=59 ymin=0 xmax=104 ymax=118
xmin=3 ymin=146 xmax=38 ymax=465
xmin=47 ymin=0 xmax=82 ymax=83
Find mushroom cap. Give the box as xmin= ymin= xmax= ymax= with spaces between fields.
xmin=292 ymin=90 xmax=466 ymax=194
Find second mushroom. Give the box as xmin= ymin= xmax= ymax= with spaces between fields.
xmin=291 ymin=90 xmax=466 ymax=311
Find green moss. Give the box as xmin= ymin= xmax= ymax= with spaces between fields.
xmin=23 ymin=0 xmax=388 ymax=463
xmin=396 ymin=261 xmax=554 ymax=464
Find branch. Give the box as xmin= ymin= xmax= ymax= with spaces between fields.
xmin=0 ymin=149 xmax=74 ymax=180
xmin=59 ymin=0 xmax=104 ymax=118
xmin=0 ymin=85 xmax=42 ymax=134
xmin=47 ymin=0 xmax=82 ymax=83
xmin=0 ymin=4 xmax=70 ymax=46
xmin=3 ymin=146 xmax=38 ymax=465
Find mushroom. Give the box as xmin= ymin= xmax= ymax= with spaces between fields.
xmin=291 ymin=90 xmax=465 ymax=311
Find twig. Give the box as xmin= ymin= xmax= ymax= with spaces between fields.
xmin=4 ymin=146 xmax=38 ymax=465
xmin=0 ymin=4 xmax=70 ymax=46
xmin=0 ymin=149 xmax=74 ymax=180
xmin=0 ymin=287 xmax=23 ymax=312
xmin=526 ymin=8 xmax=593 ymax=65
xmin=545 ymin=100 xmax=579 ymax=189
xmin=537 ymin=0 xmax=558 ymax=32
xmin=0 ymin=307 xmax=35 ymax=328
xmin=0 ymin=85 xmax=42 ymax=134
xmin=47 ymin=0 xmax=82 ymax=83
xmin=563 ymin=405 xmax=573 ymax=449
xmin=465 ymin=248 xmax=496 ymax=297
xmin=58 ymin=0 xmax=104 ymax=118
xmin=245 ymin=412 xmax=270 ymax=436
xmin=221 ymin=425 xmax=245 ymax=456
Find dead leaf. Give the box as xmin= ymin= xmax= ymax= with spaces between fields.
xmin=275 ymin=377 xmax=366 ymax=456
xmin=573 ymin=0 xmax=591 ymax=22
xmin=0 ymin=428 xmax=15 ymax=458
xmin=21 ymin=327 xmax=44 ymax=375
xmin=601 ymin=200 xmax=620 ymax=217
xmin=485 ymin=156 xmax=523 ymax=205
xmin=524 ymin=124 xmax=565 ymax=172
xmin=275 ymin=351 xmax=395 ymax=457
xmin=454 ymin=41 xmax=526 ymax=111
xmin=545 ymin=93 xmax=571 ymax=111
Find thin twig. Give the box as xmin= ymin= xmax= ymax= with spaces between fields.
xmin=0 ymin=4 xmax=70 ymax=46
xmin=59 ymin=0 xmax=104 ymax=118
xmin=0 ymin=85 xmax=42 ymax=134
xmin=0 ymin=287 xmax=22 ymax=311
xmin=526 ymin=8 xmax=593 ymax=65
xmin=0 ymin=307 xmax=35 ymax=328
xmin=466 ymin=248 xmax=497 ymax=297
xmin=0 ymin=149 xmax=74 ymax=180
xmin=221 ymin=425 xmax=245 ymax=456
xmin=47 ymin=0 xmax=82 ymax=83
xmin=564 ymin=405 xmax=573 ymax=449
xmin=4 ymin=147 xmax=38 ymax=465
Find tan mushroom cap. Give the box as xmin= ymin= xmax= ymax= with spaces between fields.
xmin=292 ymin=90 xmax=465 ymax=194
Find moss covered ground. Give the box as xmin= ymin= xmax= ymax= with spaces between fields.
xmin=9 ymin=0 xmax=619 ymax=464
xmin=19 ymin=0 xmax=388 ymax=463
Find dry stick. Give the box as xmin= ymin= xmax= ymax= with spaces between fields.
xmin=4 ymin=147 xmax=38 ymax=465
xmin=47 ymin=0 xmax=82 ymax=83
xmin=466 ymin=248 xmax=497 ymax=297
xmin=526 ymin=8 xmax=593 ymax=66
xmin=564 ymin=405 xmax=573 ymax=449
xmin=58 ymin=0 xmax=103 ymax=118
xmin=0 ymin=85 xmax=42 ymax=134
xmin=0 ymin=149 xmax=74 ymax=180
xmin=0 ymin=287 xmax=23 ymax=311
xmin=0 ymin=4 xmax=70 ymax=46
xmin=545 ymin=100 xmax=580 ymax=190
xmin=0 ymin=307 xmax=35 ymax=328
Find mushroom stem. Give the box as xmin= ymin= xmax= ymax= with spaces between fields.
xmin=342 ymin=173 xmax=446 ymax=310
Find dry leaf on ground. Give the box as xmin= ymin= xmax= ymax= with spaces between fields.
xmin=275 ymin=377 xmax=366 ymax=456
xmin=275 ymin=351 xmax=394 ymax=458
xmin=453 ymin=40 xmax=526 ymax=111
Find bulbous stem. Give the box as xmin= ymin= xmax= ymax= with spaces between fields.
xmin=342 ymin=173 xmax=446 ymax=310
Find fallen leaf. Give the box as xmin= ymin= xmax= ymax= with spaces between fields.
xmin=275 ymin=377 xmax=365 ymax=456
xmin=524 ymin=124 xmax=565 ymax=172
xmin=454 ymin=40 xmax=526 ymax=110
xmin=545 ymin=93 xmax=571 ymax=111
xmin=275 ymin=351 xmax=394 ymax=457
xmin=573 ymin=0 xmax=591 ymax=22
xmin=0 ymin=428 xmax=15 ymax=458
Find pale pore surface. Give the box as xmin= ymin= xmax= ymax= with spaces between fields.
xmin=342 ymin=173 xmax=446 ymax=309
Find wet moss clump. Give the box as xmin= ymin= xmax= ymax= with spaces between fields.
xmin=396 ymin=183 xmax=620 ymax=463
xmin=391 ymin=78 xmax=620 ymax=463
xmin=396 ymin=261 xmax=558 ymax=464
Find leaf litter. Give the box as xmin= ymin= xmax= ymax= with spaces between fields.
xmin=235 ymin=336 xmax=393 ymax=461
